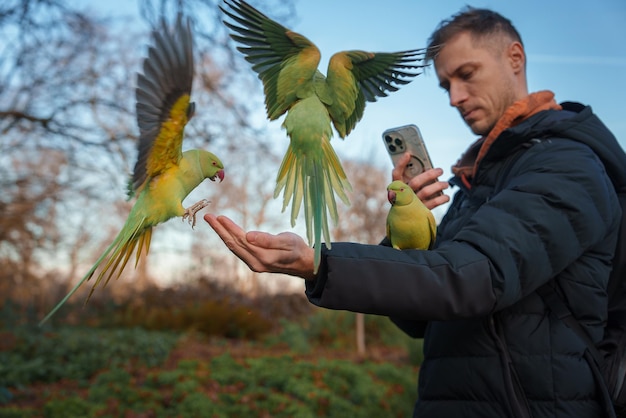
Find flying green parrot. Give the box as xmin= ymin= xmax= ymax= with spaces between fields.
xmin=220 ymin=0 xmax=428 ymax=271
xmin=39 ymin=14 xmax=225 ymax=325
xmin=386 ymin=180 xmax=436 ymax=250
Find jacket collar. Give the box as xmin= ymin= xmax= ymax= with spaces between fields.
xmin=452 ymin=91 xmax=562 ymax=188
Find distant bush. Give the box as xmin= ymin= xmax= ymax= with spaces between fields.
xmin=113 ymin=298 xmax=273 ymax=339
xmin=13 ymin=276 xmax=314 ymax=340
xmin=270 ymin=309 xmax=425 ymax=365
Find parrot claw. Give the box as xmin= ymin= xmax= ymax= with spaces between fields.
xmin=183 ymin=199 xmax=210 ymax=228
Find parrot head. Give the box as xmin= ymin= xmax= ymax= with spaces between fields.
xmin=198 ymin=150 xmax=225 ymax=182
xmin=387 ymin=180 xmax=415 ymax=206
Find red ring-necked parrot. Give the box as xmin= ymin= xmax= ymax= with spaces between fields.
xmin=220 ymin=0 xmax=428 ymax=271
xmin=40 ymin=14 xmax=224 ymax=325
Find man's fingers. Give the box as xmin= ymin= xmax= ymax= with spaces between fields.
xmin=205 ymin=214 xmax=283 ymax=271
xmin=210 ymin=215 xmax=277 ymax=250
xmin=204 ymin=213 xmax=230 ymax=241
xmin=246 ymin=230 xmax=281 ymax=249
xmin=213 ymin=214 xmax=242 ymax=236
xmin=206 ymin=213 xmax=267 ymax=251
xmin=391 ymin=152 xmax=412 ymax=182
xmin=205 ymin=214 xmax=247 ymax=252
xmin=416 ymin=180 xmax=449 ymax=201
xmin=407 ymin=168 xmax=444 ymax=192
xmin=422 ymin=192 xmax=451 ymax=210
xmin=205 ymin=214 xmax=267 ymax=272
xmin=204 ymin=214 xmax=232 ymax=241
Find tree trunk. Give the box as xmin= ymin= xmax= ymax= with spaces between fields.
xmin=356 ymin=312 xmax=366 ymax=356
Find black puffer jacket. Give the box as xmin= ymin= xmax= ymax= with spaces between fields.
xmin=306 ymin=103 xmax=626 ymax=417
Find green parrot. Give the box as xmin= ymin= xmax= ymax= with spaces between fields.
xmin=39 ymin=14 xmax=225 ymax=325
xmin=386 ymin=180 xmax=436 ymax=250
xmin=220 ymin=0 xmax=428 ymax=271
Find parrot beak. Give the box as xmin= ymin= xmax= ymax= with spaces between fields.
xmin=212 ymin=169 xmax=225 ymax=182
xmin=388 ymin=190 xmax=396 ymax=204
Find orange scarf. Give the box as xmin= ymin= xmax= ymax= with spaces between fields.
xmin=452 ymin=90 xmax=562 ymax=188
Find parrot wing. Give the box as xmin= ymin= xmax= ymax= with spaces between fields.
xmin=220 ymin=0 xmax=321 ymax=120
xmin=325 ymin=49 xmax=428 ymax=138
xmin=133 ymin=13 xmax=195 ymax=193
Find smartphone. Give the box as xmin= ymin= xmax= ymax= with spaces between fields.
xmin=382 ymin=124 xmax=434 ymax=180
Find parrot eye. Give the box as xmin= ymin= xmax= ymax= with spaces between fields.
xmin=212 ymin=161 xmax=217 ymax=166
xmin=400 ymin=188 xmax=405 ymax=192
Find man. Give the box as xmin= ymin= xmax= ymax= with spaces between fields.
xmin=206 ymin=7 xmax=626 ymax=418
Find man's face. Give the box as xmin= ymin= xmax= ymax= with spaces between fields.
xmin=434 ymin=31 xmax=521 ymax=136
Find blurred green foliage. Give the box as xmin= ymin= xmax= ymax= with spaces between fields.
xmin=0 ymin=326 xmax=178 ymax=387
xmin=270 ymin=310 xmax=424 ymax=365
xmin=2 ymin=347 xmax=417 ymax=417
xmin=0 ymin=317 xmax=421 ymax=417
xmin=0 ymin=275 xmax=424 ymax=417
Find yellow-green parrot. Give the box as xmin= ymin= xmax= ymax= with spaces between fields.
xmin=220 ymin=0 xmax=428 ymax=271
xmin=386 ymin=180 xmax=436 ymax=250
xmin=39 ymin=14 xmax=224 ymax=325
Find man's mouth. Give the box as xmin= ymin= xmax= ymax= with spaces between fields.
xmin=462 ymin=108 xmax=476 ymax=121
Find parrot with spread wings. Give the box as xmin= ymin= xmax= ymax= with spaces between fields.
xmin=220 ymin=0 xmax=428 ymax=271
xmin=386 ymin=180 xmax=436 ymax=250
xmin=40 ymin=14 xmax=224 ymax=325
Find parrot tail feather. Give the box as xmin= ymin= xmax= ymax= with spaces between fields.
xmin=274 ymin=139 xmax=352 ymax=273
xmin=275 ymin=149 xmax=301 ymax=227
xmin=89 ymin=223 xmax=152 ymax=300
xmin=102 ymin=238 xmax=136 ymax=283
xmin=136 ymin=227 xmax=152 ymax=267
xmin=322 ymin=138 xmax=352 ymax=207
xmin=38 ymin=240 xmax=117 ymax=326
xmin=39 ymin=218 xmax=152 ymax=326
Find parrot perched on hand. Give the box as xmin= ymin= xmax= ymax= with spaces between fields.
xmin=39 ymin=14 xmax=225 ymax=325
xmin=386 ymin=180 xmax=436 ymax=250
xmin=220 ymin=0 xmax=428 ymax=271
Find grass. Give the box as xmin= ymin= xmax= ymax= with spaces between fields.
xmin=0 ymin=318 xmax=421 ymax=417
xmin=0 ymin=280 xmax=423 ymax=416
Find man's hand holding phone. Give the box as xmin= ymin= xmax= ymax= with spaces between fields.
xmin=383 ymin=124 xmax=450 ymax=210
xmin=392 ymin=152 xmax=450 ymax=210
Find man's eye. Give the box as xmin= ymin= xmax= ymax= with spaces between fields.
xmin=460 ymin=71 xmax=473 ymax=80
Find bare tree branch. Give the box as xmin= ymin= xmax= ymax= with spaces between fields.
xmin=0 ymin=0 xmax=298 ymax=310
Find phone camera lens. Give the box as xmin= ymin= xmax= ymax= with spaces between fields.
xmin=389 ymin=145 xmax=396 ymax=152
xmin=384 ymin=135 xmax=392 ymax=143
xmin=394 ymin=138 xmax=402 ymax=146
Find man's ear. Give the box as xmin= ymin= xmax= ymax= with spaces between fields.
xmin=508 ymin=41 xmax=525 ymax=73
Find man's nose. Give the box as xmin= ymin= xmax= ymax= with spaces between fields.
xmin=448 ymin=82 xmax=467 ymax=108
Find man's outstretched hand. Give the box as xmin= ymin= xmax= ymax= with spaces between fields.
xmin=204 ymin=214 xmax=316 ymax=280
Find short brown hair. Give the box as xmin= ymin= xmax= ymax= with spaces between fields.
xmin=426 ymin=7 xmax=523 ymax=63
